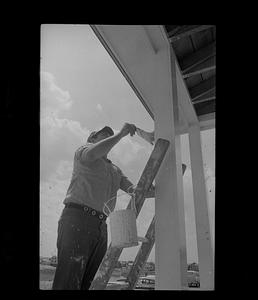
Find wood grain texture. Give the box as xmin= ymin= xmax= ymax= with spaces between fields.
xmin=125 ymin=216 xmax=155 ymax=290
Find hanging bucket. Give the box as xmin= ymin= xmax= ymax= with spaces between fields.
xmin=109 ymin=208 xmax=139 ymax=248
xmin=103 ymin=193 xmax=139 ymax=248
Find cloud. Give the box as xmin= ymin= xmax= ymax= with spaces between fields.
xmin=40 ymin=115 xmax=90 ymax=180
xmin=40 ymin=71 xmax=73 ymax=118
xmin=40 ymin=71 xmax=90 ymax=181
xmin=40 ymin=160 xmax=78 ymax=257
xmin=40 ymin=176 xmax=70 ymax=256
xmin=96 ymin=103 xmax=103 ymax=111
xmin=55 ymin=160 xmax=73 ymax=180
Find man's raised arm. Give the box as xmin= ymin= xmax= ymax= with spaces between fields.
xmin=83 ymin=123 xmax=136 ymax=163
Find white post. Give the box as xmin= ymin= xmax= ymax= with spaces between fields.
xmin=171 ymin=46 xmax=188 ymax=290
xmin=155 ymin=116 xmax=181 ymax=290
xmin=188 ymin=124 xmax=214 ymax=290
xmin=155 ymin=47 xmax=187 ymax=290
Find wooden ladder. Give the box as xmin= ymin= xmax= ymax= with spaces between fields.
xmin=125 ymin=162 xmax=187 ymax=290
xmin=89 ymin=138 xmax=170 ymax=290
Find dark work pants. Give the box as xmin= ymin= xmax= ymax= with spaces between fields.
xmin=52 ymin=207 xmax=107 ymax=290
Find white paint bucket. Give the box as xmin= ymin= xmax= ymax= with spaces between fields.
xmin=103 ymin=192 xmax=139 ymax=248
xmin=109 ymin=209 xmax=139 ymax=248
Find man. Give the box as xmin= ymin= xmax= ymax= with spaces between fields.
xmin=52 ymin=123 xmax=154 ymax=290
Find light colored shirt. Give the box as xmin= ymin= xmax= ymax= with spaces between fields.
xmin=63 ymin=143 xmax=132 ymax=213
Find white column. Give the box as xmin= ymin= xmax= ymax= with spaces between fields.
xmin=171 ymin=45 xmax=188 ymax=290
xmin=155 ymin=47 xmax=187 ymax=290
xmin=175 ymin=135 xmax=188 ymax=289
xmin=188 ymin=124 xmax=214 ymax=290
xmin=155 ymin=118 xmax=181 ymax=290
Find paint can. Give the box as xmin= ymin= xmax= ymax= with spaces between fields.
xmin=109 ymin=208 xmax=139 ymax=248
xmin=104 ymin=194 xmax=139 ymax=248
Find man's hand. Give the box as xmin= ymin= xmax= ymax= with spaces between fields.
xmin=119 ymin=123 xmax=137 ymax=138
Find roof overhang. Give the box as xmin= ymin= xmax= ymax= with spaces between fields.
xmin=90 ymin=25 xmax=215 ymax=134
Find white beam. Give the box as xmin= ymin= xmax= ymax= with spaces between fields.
xmin=154 ymin=43 xmax=188 ymax=290
xmin=170 ymin=45 xmax=188 ymax=289
xmin=154 ymin=50 xmax=182 ymax=289
xmin=188 ymin=124 xmax=214 ymax=290
xmin=177 ymin=112 xmax=215 ymax=134
xmin=175 ymin=58 xmax=199 ymax=126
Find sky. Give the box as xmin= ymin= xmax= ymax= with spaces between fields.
xmin=40 ymin=24 xmax=215 ymax=264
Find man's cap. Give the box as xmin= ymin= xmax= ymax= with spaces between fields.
xmin=87 ymin=126 xmax=114 ymax=142
xmin=97 ymin=126 xmax=114 ymax=136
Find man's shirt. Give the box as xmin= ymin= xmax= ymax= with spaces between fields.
xmin=63 ymin=143 xmax=132 ymax=213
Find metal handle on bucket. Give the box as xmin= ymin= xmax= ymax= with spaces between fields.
xmin=103 ymin=184 xmax=136 ymax=217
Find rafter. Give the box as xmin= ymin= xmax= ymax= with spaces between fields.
xmin=179 ymin=42 xmax=216 ymax=73
xmin=167 ymin=25 xmax=182 ymax=37
xmin=168 ymin=25 xmax=187 ymax=38
xmin=193 ymin=97 xmax=216 ymax=105
xmin=193 ymin=99 xmax=215 ymax=116
xmin=189 ymin=76 xmax=215 ymax=101
xmin=169 ymin=25 xmax=215 ymax=42
xmin=182 ymin=56 xmax=216 ymax=78
xmin=192 ymin=88 xmax=215 ymax=104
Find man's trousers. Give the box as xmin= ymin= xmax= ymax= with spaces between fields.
xmin=52 ymin=206 xmax=107 ymax=290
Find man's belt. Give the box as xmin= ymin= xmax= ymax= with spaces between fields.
xmin=65 ymin=203 xmax=107 ymax=221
